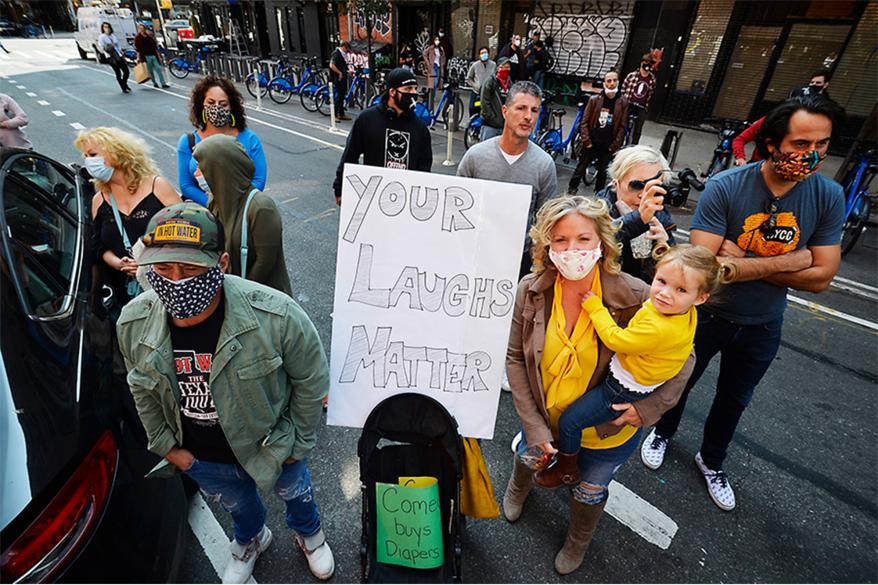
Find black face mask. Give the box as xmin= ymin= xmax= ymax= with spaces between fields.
xmin=394 ymin=90 xmax=417 ymax=111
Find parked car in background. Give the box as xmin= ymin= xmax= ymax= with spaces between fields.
xmin=0 ymin=147 xmax=187 ymax=583
xmin=74 ymin=5 xmax=137 ymax=60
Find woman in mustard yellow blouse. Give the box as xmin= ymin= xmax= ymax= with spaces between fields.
xmin=503 ymin=196 xmax=695 ymax=575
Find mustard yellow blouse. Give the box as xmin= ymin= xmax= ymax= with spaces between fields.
xmin=540 ymin=271 xmax=638 ymax=450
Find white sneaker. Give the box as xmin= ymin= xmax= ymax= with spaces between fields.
xmin=501 ymin=370 xmax=511 ymax=392
xmin=695 ymin=452 xmax=736 ymax=511
xmin=222 ymin=525 xmax=272 ymax=584
xmin=295 ymin=529 xmax=335 ymax=580
xmin=640 ymin=428 xmax=669 ymax=470
xmin=510 ymin=430 xmax=522 ymax=454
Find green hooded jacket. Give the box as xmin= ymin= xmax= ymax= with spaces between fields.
xmin=194 ymin=134 xmax=293 ymax=296
xmin=116 ymin=275 xmax=329 ymax=491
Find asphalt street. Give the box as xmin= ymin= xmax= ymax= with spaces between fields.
xmin=2 ymin=38 xmax=876 ymax=584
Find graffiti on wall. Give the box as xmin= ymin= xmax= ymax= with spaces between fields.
xmin=339 ymin=9 xmax=393 ymax=45
xmin=527 ymin=0 xmax=633 ymax=79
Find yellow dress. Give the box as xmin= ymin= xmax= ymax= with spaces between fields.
xmin=540 ymin=272 xmax=638 ymax=450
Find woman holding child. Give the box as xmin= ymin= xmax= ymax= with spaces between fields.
xmin=504 ymin=195 xmax=718 ymax=574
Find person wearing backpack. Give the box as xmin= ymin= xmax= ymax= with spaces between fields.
xmin=177 ymin=76 xmax=267 ymax=206
xmin=195 ymin=134 xmax=292 ymax=296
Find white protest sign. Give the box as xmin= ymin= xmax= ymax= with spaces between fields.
xmin=327 ymin=164 xmax=532 ymax=439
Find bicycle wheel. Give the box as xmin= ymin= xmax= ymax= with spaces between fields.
xmin=706 ymin=153 xmax=729 ymax=178
xmin=841 ymin=194 xmax=871 ymax=255
xmin=537 ymin=129 xmax=562 ymax=160
xmin=246 ymin=74 xmax=267 ymax=99
xmin=168 ymin=59 xmax=189 ymax=79
xmin=314 ymin=86 xmax=332 ymax=116
xmin=268 ymin=77 xmax=294 ymax=104
xmin=441 ymin=96 xmax=466 ymax=129
xmin=464 ymin=116 xmax=481 ymax=150
xmin=300 ymin=85 xmax=320 ymax=112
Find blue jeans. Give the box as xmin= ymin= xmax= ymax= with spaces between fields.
xmin=145 ymin=55 xmax=166 ymax=86
xmin=432 ymin=63 xmax=441 ymax=107
xmin=558 ymin=373 xmax=649 ymax=453
xmin=654 ymin=307 xmax=783 ymax=470
xmin=185 ymin=458 xmax=322 ymax=545
xmin=517 ymin=425 xmax=642 ymax=505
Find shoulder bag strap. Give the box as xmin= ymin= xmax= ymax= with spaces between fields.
xmin=106 ymin=191 xmax=133 ymax=253
xmin=240 ymin=188 xmax=259 ymax=280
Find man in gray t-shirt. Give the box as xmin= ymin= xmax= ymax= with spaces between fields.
xmin=458 ymin=80 xmax=558 ymax=278
xmin=641 ymin=96 xmax=845 ymax=512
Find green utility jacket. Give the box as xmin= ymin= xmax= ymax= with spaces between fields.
xmin=116 ymin=275 xmax=329 ymax=492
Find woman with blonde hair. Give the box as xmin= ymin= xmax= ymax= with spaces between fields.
xmin=74 ymin=126 xmax=180 ymax=311
xmin=503 ymin=195 xmax=694 ymax=575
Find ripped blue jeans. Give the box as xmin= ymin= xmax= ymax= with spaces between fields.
xmin=516 ymin=426 xmax=641 ymax=505
xmin=185 ymin=458 xmax=321 ymax=545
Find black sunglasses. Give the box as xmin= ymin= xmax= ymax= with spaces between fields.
xmin=627 ymin=171 xmax=664 ymax=192
xmin=760 ymin=200 xmax=779 ymax=234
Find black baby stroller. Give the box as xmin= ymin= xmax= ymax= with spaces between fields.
xmin=358 ymin=393 xmax=464 ymax=583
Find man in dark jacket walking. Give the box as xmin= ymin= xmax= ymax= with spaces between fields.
xmin=134 ymin=24 xmax=169 ymax=88
xmin=568 ymin=69 xmax=628 ymax=194
xmin=333 ymin=68 xmax=432 ymax=204
xmin=479 ymin=57 xmax=511 ymax=141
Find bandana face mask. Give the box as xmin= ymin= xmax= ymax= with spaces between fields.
xmin=549 ymin=246 xmax=602 ymax=281
xmin=204 ymin=104 xmax=231 ymax=128
xmin=770 ymin=148 xmax=825 ymax=182
xmin=146 ymin=265 xmax=224 ymax=319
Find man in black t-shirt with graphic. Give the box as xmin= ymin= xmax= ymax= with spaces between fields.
xmin=118 ymin=203 xmax=335 ymax=583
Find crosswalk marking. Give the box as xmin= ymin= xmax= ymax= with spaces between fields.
xmin=52 ymin=110 xmax=65 ymax=117
xmin=69 ymin=122 xmax=85 ymax=130
xmin=37 ymin=100 xmax=50 ymax=105
xmin=26 ymin=92 xmax=37 ymax=97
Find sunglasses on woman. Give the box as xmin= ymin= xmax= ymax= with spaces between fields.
xmin=627 ymin=171 xmax=664 ymax=192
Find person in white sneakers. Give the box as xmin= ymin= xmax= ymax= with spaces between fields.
xmin=641 ymin=96 xmax=846 ymax=511
xmin=117 ymin=203 xmax=335 ymax=582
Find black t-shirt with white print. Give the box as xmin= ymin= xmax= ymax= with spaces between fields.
xmin=169 ymin=295 xmax=237 ymax=464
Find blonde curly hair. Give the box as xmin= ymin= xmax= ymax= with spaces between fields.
xmin=529 ymin=196 xmax=622 ymax=275
xmin=73 ymin=127 xmax=158 ymax=194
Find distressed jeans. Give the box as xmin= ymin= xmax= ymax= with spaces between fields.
xmin=185 ymin=458 xmax=321 ymax=545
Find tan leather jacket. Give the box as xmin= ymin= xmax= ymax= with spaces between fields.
xmin=506 ymin=267 xmax=695 ymax=448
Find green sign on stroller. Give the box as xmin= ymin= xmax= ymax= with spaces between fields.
xmin=375 ymin=477 xmax=444 ymax=569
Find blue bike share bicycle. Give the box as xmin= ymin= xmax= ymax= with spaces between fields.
xmin=313 ymin=66 xmax=376 ymax=115
xmin=840 ymin=148 xmax=876 ymax=255
xmin=168 ymin=44 xmax=218 ymax=78
xmin=267 ymin=56 xmax=326 ymax=104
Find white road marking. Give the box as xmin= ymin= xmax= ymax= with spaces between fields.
xmin=69 ymin=122 xmax=85 ymax=130
xmin=281 ymin=195 xmax=300 ymax=204
xmin=833 ymin=275 xmax=878 ymax=294
xmin=606 ymin=480 xmax=678 ymax=550
xmin=51 ymin=110 xmax=65 ymax=117
xmin=16 ymin=85 xmax=26 ymax=89
xmin=56 ymin=87 xmax=178 ymax=150
xmin=26 ymin=92 xmax=37 ymax=97
xmin=188 ymin=494 xmax=257 ymax=584
xmin=32 ymin=50 xmax=56 ymax=60
xmin=37 ymin=100 xmax=50 ymax=105
xmin=303 ymin=208 xmax=337 ymax=222
xmin=788 ymin=295 xmax=878 ymax=332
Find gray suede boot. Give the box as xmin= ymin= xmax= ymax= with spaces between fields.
xmin=553 ymin=496 xmax=607 ymax=575
xmin=502 ymin=456 xmax=534 ymax=522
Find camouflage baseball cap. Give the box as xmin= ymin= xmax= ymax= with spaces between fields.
xmin=138 ymin=202 xmax=223 ymax=267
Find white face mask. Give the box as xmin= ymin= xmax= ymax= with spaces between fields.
xmin=549 ymin=246 xmax=602 ymax=280
xmin=604 ymin=88 xmax=618 ymax=98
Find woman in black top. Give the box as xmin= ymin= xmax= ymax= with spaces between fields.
xmin=74 ymin=126 xmax=181 ymax=308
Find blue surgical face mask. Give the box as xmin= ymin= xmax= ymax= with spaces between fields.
xmin=480 ymin=53 xmax=489 ymax=62
xmin=84 ymin=156 xmax=114 ymax=182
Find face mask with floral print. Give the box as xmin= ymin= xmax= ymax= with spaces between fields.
xmin=770 ymin=148 xmax=825 ymax=182
xmin=549 ymin=246 xmax=602 ymax=281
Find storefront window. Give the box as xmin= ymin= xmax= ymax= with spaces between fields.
xmin=675 ymin=0 xmax=734 ymax=95
xmin=763 ymin=23 xmax=850 ymax=103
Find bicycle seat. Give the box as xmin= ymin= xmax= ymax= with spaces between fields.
xmin=552 ymin=109 xmax=565 ymax=117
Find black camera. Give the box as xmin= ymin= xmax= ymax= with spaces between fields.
xmin=660 ymin=168 xmax=705 ymax=207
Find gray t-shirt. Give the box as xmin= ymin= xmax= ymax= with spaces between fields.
xmin=692 ymin=162 xmax=845 ymax=324
xmin=457 ymin=137 xmax=558 ymax=234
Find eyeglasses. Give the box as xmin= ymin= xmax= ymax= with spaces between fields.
xmin=627 ymin=171 xmax=663 ymax=192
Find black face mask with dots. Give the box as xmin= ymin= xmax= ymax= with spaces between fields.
xmin=146 ymin=266 xmax=224 ymax=319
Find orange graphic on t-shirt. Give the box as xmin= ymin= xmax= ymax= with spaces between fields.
xmin=737 ymin=211 xmax=800 ymax=256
